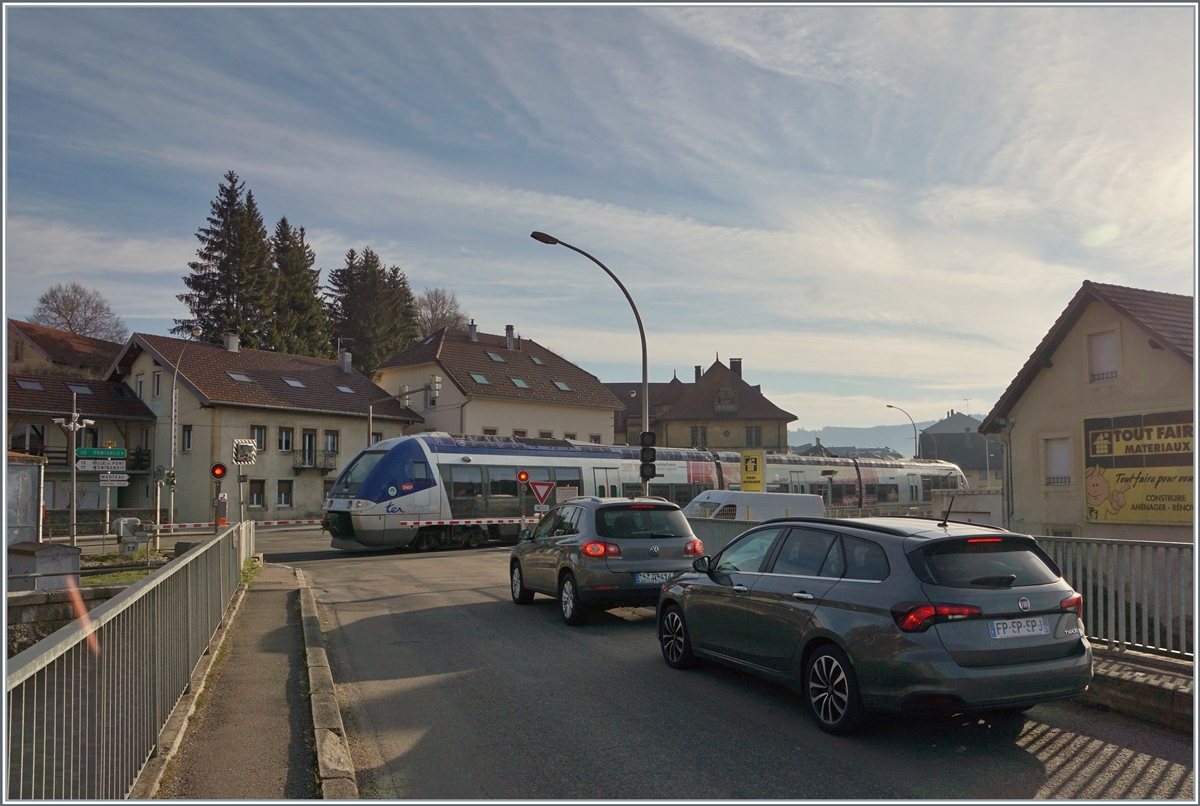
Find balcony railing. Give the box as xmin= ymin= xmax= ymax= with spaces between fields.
xmin=293 ymin=450 xmax=338 ymax=476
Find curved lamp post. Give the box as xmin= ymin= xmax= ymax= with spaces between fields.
xmin=887 ymin=404 xmax=920 ymax=459
xmin=169 ymin=326 xmax=203 ymax=529
xmin=530 ymin=231 xmax=650 ymax=494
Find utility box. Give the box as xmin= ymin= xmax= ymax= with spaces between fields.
xmin=7 ymin=541 xmax=81 ymax=591
xmin=113 ymin=517 xmax=141 ymax=538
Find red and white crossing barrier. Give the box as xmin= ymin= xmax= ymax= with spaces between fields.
xmin=157 ymin=516 xmax=540 ymax=531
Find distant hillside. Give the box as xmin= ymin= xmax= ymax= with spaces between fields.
xmin=788 ymin=422 xmax=940 ymax=459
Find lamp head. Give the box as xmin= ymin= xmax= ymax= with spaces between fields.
xmin=190 ymin=326 xmax=202 ymax=338
xmin=52 ymin=418 xmax=65 ymax=425
xmin=530 ymin=231 xmax=559 ymax=245
xmin=82 ymin=419 xmax=95 ymax=427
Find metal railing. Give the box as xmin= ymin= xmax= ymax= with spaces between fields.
xmin=1041 ymin=536 xmax=1193 ymax=659
xmin=5 ymin=521 xmax=256 ymax=799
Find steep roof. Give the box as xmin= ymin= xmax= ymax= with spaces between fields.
xmin=923 ymin=411 xmax=984 ymax=434
xmin=654 ymin=361 xmax=796 ymax=422
xmin=7 ymin=319 xmax=124 ymax=370
xmin=981 ymin=281 xmax=1194 ymax=434
xmin=606 ymin=378 xmax=690 ymax=432
xmin=7 ymin=373 xmax=156 ymax=422
xmin=107 ymin=334 xmax=421 ymax=422
xmin=375 ymin=328 xmax=623 ymax=411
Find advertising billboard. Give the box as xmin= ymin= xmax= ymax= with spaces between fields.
xmin=1083 ymin=410 xmax=1193 ymax=525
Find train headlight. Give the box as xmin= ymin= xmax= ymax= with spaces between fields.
xmin=352 ymin=499 xmax=373 ymax=510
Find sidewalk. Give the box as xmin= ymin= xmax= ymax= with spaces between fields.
xmin=151 ymin=564 xmax=318 ymax=799
xmin=1081 ymin=645 xmax=1193 ymax=733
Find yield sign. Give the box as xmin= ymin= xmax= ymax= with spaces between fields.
xmin=528 ymin=480 xmax=556 ymax=505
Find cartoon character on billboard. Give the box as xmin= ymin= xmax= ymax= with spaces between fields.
xmin=1085 ymin=465 xmax=1130 ymax=520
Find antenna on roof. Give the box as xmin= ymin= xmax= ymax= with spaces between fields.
xmin=938 ymin=496 xmax=955 ymax=528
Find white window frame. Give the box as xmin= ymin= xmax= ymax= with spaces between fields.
xmin=153 ymin=372 xmax=162 ymax=398
xmin=251 ymin=425 xmax=267 ymax=451
xmin=136 ymin=374 xmax=144 ymax=399
xmin=276 ymin=479 xmax=293 ymax=508
xmin=278 ymin=427 xmax=294 ymax=452
xmin=1041 ymin=432 xmax=1075 ymax=490
xmin=324 ymin=429 xmax=339 ymax=454
xmin=1082 ymin=323 xmax=1122 ymax=386
xmin=248 ymin=479 xmax=265 ymax=509
xmin=182 ymin=424 xmax=192 ymax=452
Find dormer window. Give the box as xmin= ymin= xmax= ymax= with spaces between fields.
xmin=487 ymin=351 xmax=505 ymax=362
xmin=227 ymin=372 xmax=252 ymax=383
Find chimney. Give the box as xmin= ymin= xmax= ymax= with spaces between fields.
xmin=694 ymin=365 xmax=702 ymax=383
xmin=339 ymin=350 xmax=353 ymax=373
xmin=730 ymin=358 xmax=742 ymax=377
xmin=468 ymin=320 xmax=477 ymax=341
xmin=223 ymin=331 xmax=239 ymax=352
xmin=505 ymin=324 xmax=514 ymax=350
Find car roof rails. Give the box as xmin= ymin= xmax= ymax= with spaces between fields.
xmin=755 ymin=516 xmax=912 ymax=536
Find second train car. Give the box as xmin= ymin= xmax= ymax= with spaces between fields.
xmin=322 ymin=432 xmax=968 ymax=552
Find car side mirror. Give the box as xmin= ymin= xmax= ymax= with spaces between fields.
xmin=692 ymin=556 xmax=711 ymax=573
xmin=519 ymin=529 xmax=532 ymax=541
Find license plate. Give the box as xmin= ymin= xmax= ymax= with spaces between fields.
xmin=988 ymin=616 xmax=1050 ymax=639
xmin=635 ymin=572 xmax=674 ymax=584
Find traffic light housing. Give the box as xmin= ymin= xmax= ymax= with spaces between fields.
xmin=639 ymin=431 xmax=656 ymax=480
xmin=210 ymin=462 xmax=228 ymax=481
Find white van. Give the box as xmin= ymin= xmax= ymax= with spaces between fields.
xmin=682 ymin=489 xmax=826 ymax=522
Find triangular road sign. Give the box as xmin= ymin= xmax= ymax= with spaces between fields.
xmin=529 ymin=480 xmax=556 ymax=505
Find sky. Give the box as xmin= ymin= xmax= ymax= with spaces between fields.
xmin=4 ymin=5 xmax=1195 ymax=431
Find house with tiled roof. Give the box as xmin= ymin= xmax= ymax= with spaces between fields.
xmin=372 ymin=322 xmax=622 ymax=444
xmin=105 ymin=333 xmax=422 ymax=524
xmin=607 ymin=358 xmax=796 ymax=450
xmin=920 ymin=411 xmax=1004 ymax=490
xmin=7 ymin=319 xmax=124 ymax=379
xmin=980 ymin=281 xmax=1193 ymax=542
xmin=6 ymin=373 xmax=156 ymax=521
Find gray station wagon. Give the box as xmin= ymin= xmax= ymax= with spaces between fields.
xmin=510 ymin=497 xmax=702 ymax=625
xmin=657 ymin=517 xmax=1092 ymax=734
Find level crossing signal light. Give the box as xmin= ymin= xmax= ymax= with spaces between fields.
xmin=430 ymin=374 xmax=443 ymax=404
xmin=639 ymin=431 xmax=656 ymax=481
xmin=210 ymin=462 xmax=228 ymax=481
xmin=517 ymin=469 xmax=530 ymax=490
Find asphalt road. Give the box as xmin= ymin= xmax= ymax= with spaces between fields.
xmin=259 ymin=528 xmax=1194 ymax=800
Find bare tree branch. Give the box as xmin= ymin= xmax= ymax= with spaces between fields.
xmin=29 ymin=282 xmax=129 ymax=342
xmin=415 ymin=287 xmax=469 ymax=338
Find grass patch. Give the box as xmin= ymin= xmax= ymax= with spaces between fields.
xmin=82 ymin=569 xmax=151 ymax=587
xmin=241 ymin=556 xmax=262 ymax=588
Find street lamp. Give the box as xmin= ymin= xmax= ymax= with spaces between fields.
xmin=531 ymin=231 xmax=651 ymax=494
xmin=887 ymin=404 xmax=920 ymax=459
xmin=52 ymin=392 xmax=94 ymax=547
xmin=169 ymin=325 xmax=203 ymax=529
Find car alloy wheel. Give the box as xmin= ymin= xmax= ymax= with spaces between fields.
xmin=805 ymin=644 xmax=867 ymax=734
xmin=660 ymin=606 xmax=697 ymax=669
xmin=559 ymin=572 xmax=586 ymax=626
xmin=511 ymin=563 xmax=534 ymax=604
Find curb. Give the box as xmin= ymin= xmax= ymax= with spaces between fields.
xmin=1077 ymin=648 xmax=1193 ymax=734
xmin=298 ymin=569 xmax=359 ymax=799
xmin=129 ymin=582 xmax=248 ymax=799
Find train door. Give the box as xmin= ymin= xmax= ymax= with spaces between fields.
xmin=907 ymin=474 xmax=920 ymax=505
xmin=594 ymin=468 xmax=619 ymax=498
xmin=790 ymin=471 xmax=806 ymax=494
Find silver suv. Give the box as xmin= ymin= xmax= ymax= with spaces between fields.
xmin=510 ymin=497 xmax=703 ymax=625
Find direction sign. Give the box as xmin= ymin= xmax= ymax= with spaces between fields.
xmin=99 ymin=473 xmax=130 ymax=481
xmin=76 ymin=459 xmax=127 ymax=472
xmin=99 ymin=480 xmax=130 ymax=488
xmin=529 ymin=480 xmax=556 ymax=505
xmin=76 ymin=447 xmax=126 ymax=459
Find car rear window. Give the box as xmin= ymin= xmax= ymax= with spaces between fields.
xmin=595 ymin=505 xmax=691 ymax=538
xmin=907 ymin=537 xmax=1061 ymax=588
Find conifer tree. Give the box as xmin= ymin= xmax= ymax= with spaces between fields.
xmin=175 ymin=171 xmax=277 ymax=348
xmin=269 ymin=217 xmax=332 ymax=357
xmin=326 ymin=247 xmax=419 ymax=374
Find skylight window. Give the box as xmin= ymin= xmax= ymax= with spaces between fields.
xmin=113 ymin=385 xmax=133 ymax=399
xmin=531 ymin=356 xmax=545 ymax=365
xmin=553 ymin=381 xmax=572 ymax=392
xmin=283 ymin=378 xmax=306 ymax=388
xmin=66 ymin=383 xmax=94 ymax=395
xmin=510 ymin=378 xmax=529 ymax=388
xmin=334 ymin=385 xmax=355 ymax=394
xmin=470 ymin=373 xmax=490 ymax=385
xmin=15 ymin=379 xmax=44 ymax=391
xmin=486 ymin=351 xmax=505 ymax=362
xmin=227 ymin=372 xmax=252 ymax=383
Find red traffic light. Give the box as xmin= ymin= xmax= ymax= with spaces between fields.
xmin=210 ymin=462 xmax=228 ymax=480
xmin=517 ymin=470 xmax=530 ymax=483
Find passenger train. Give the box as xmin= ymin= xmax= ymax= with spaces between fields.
xmin=322 ymin=432 xmax=968 ymax=552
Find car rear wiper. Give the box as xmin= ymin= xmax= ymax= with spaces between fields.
xmin=970 ymin=574 xmax=1017 ymax=587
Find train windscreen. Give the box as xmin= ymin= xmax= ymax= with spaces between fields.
xmin=330 ymin=451 xmax=387 ymax=498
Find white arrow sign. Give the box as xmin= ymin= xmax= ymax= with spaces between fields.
xmin=76 ymin=460 xmax=127 ymax=472
xmin=99 ymin=480 xmax=130 ymax=487
xmin=99 ymin=473 xmax=130 ymax=481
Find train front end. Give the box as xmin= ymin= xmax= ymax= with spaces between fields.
xmin=323 ymin=436 xmax=443 ymax=551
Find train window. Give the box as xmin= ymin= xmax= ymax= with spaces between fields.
xmin=451 ymin=466 xmax=483 ymax=498
xmin=554 ymin=467 xmax=582 ymax=501
xmin=877 ymin=484 xmax=900 ymax=503
xmin=488 ymin=467 xmax=519 ymax=498
xmin=413 ymin=462 xmax=429 ymax=483
xmin=332 ymin=451 xmax=386 ymax=496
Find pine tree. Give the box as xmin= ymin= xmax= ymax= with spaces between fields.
xmin=175 ymin=171 xmax=277 ymax=348
xmin=326 ymin=247 xmax=419 ymax=374
xmin=269 ymin=217 xmax=332 ymax=357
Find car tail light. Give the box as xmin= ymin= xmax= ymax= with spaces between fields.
xmin=582 ymin=541 xmax=621 ymax=557
xmin=1060 ymin=593 xmax=1083 ymax=617
xmin=684 ymin=539 xmax=704 ymax=556
xmin=893 ymin=602 xmax=983 ymax=632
